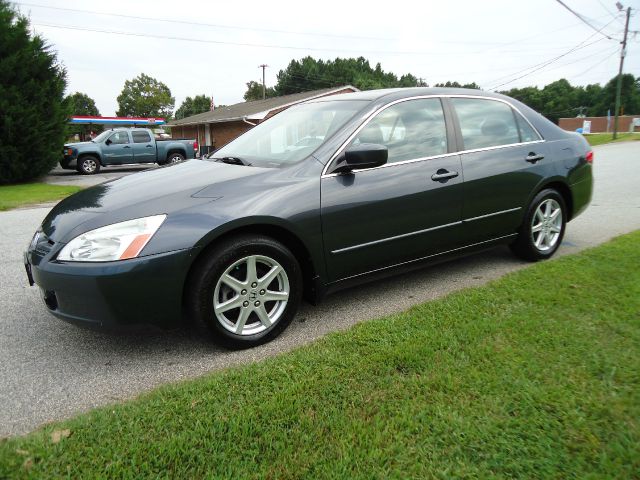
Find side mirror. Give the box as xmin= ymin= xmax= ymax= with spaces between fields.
xmin=105 ymin=139 xmax=112 ymax=146
xmin=330 ymin=143 xmax=388 ymax=174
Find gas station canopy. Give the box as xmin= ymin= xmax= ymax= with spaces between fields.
xmin=69 ymin=116 xmax=166 ymax=127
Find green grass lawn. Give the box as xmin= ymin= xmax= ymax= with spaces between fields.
xmin=1 ymin=232 xmax=639 ymax=479
xmin=584 ymin=132 xmax=640 ymax=146
xmin=0 ymin=183 xmax=82 ymax=211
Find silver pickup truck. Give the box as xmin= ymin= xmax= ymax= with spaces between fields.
xmin=61 ymin=128 xmax=198 ymax=174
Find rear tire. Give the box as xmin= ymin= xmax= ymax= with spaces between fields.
xmin=167 ymin=153 xmax=185 ymax=164
xmin=510 ymin=188 xmax=567 ymax=261
xmin=77 ymin=156 xmax=101 ymax=175
xmin=186 ymin=235 xmax=302 ymax=349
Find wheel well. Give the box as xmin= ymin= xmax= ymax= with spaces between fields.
xmin=183 ymin=224 xmax=318 ymax=306
xmin=166 ymin=149 xmax=185 ymax=160
xmin=540 ymin=181 xmax=573 ymax=221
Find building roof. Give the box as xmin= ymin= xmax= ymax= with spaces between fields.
xmin=168 ymin=85 xmax=358 ymax=126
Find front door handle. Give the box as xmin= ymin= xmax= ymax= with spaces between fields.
xmin=525 ymin=152 xmax=544 ymax=163
xmin=123 ymin=145 xmax=131 ymax=149
xmin=431 ymin=169 xmax=459 ymax=182
xmin=146 ymin=145 xmax=153 ymax=148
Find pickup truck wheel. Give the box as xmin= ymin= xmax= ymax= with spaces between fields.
xmin=168 ymin=153 xmax=185 ymax=164
xmin=77 ymin=156 xmax=100 ymax=175
xmin=186 ymin=234 xmax=302 ymax=349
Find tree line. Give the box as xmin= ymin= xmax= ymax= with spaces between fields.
xmin=73 ymin=56 xmax=639 ymax=129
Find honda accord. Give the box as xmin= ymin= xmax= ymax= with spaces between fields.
xmin=25 ymin=88 xmax=593 ymax=347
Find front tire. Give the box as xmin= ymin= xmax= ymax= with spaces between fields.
xmin=77 ymin=156 xmax=101 ymax=175
xmin=186 ymin=235 xmax=302 ymax=348
xmin=510 ymin=188 xmax=567 ymax=261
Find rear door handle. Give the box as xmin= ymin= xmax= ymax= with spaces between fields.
xmin=123 ymin=145 xmax=131 ymax=149
xmin=146 ymin=145 xmax=153 ymax=148
xmin=431 ymin=169 xmax=459 ymax=182
xmin=525 ymin=152 xmax=544 ymax=163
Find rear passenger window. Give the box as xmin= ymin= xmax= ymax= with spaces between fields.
xmin=514 ymin=112 xmax=541 ymax=142
xmin=350 ymin=98 xmax=447 ymax=164
xmin=452 ymin=98 xmax=520 ymax=150
xmin=132 ymin=131 xmax=152 ymax=143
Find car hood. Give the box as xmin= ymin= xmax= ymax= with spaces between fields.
xmin=42 ymin=159 xmax=272 ymax=243
xmin=64 ymin=141 xmax=93 ymax=148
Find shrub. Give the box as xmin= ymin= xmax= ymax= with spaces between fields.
xmin=0 ymin=0 xmax=68 ymax=184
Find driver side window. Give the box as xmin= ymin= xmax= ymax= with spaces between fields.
xmin=350 ymin=98 xmax=447 ymax=164
xmin=108 ymin=132 xmax=130 ymax=145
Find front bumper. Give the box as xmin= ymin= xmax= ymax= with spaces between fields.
xmin=25 ymin=240 xmax=197 ymax=330
xmin=60 ymin=156 xmax=78 ymax=169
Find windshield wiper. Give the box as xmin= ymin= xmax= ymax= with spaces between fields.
xmin=211 ymin=156 xmax=252 ymax=166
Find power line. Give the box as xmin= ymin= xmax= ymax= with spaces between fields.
xmin=33 ymin=22 xmax=541 ymax=57
xmin=28 ymin=22 xmax=425 ymax=55
xmin=597 ymin=0 xmax=626 ymax=25
xmin=17 ymin=1 xmax=622 ymax=50
xmin=488 ymin=36 xmax=608 ymax=90
xmin=486 ymin=16 xmax=619 ymax=88
xmin=554 ymin=0 xmax=619 ymax=40
xmin=12 ymin=1 xmax=395 ymax=42
xmin=31 ymin=20 xmax=621 ymax=61
xmin=571 ymin=48 xmax=618 ymax=78
xmin=471 ymin=13 xmax=615 ymax=54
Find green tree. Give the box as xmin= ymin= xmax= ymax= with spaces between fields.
xmin=434 ymin=81 xmax=480 ymax=89
xmin=175 ymin=94 xmax=212 ymax=119
xmin=593 ymin=74 xmax=640 ymax=117
xmin=64 ymin=92 xmax=102 ymax=139
xmin=501 ymin=86 xmax=544 ymax=113
xmin=538 ymin=79 xmax=579 ymax=123
xmin=65 ymin=91 xmax=99 ymax=116
xmin=243 ymin=81 xmax=277 ymax=101
xmin=116 ymin=73 xmax=174 ymax=118
xmin=271 ymin=56 xmax=426 ymax=95
xmin=0 ymin=0 xmax=68 ymax=184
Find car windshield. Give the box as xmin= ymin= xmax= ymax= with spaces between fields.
xmin=92 ymin=130 xmax=113 ymax=143
xmin=211 ymin=100 xmax=367 ymax=167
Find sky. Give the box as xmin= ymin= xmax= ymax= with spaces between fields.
xmin=12 ymin=0 xmax=640 ymax=117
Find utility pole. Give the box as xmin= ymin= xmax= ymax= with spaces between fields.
xmin=258 ymin=64 xmax=268 ymax=99
xmin=613 ymin=6 xmax=631 ymax=140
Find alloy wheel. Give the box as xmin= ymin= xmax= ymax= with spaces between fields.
xmin=213 ymin=255 xmax=290 ymax=335
xmin=531 ymin=198 xmax=562 ymax=252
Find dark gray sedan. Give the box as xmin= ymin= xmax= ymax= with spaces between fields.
xmin=25 ymin=88 xmax=593 ymax=347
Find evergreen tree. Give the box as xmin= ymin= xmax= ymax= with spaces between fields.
xmin=265 ymin=56 xmax=426 ymax=95
xmin=0 ymin=0 xmax=68 ymax=184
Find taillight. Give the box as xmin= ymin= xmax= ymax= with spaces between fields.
xmin=193 ymin=140 xmax=199 ymax=152
xmin=585 ymin=151 xmax=593 ymax=164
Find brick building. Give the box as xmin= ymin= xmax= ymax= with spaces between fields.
xmin=558 ymin=115 xmax=640 ymax=133
xmin=168 ymin=86 xmax=358 ymax=155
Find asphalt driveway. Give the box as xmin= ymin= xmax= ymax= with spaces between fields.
xmin=1 ymin=141 xmax=638 ymax=437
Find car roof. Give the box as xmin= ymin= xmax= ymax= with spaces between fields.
xmin=309 ymin=87 xmax=509 ymax=104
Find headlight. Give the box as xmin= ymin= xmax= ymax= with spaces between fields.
xmin=57 ymin=215 xmax=166 ymax=262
